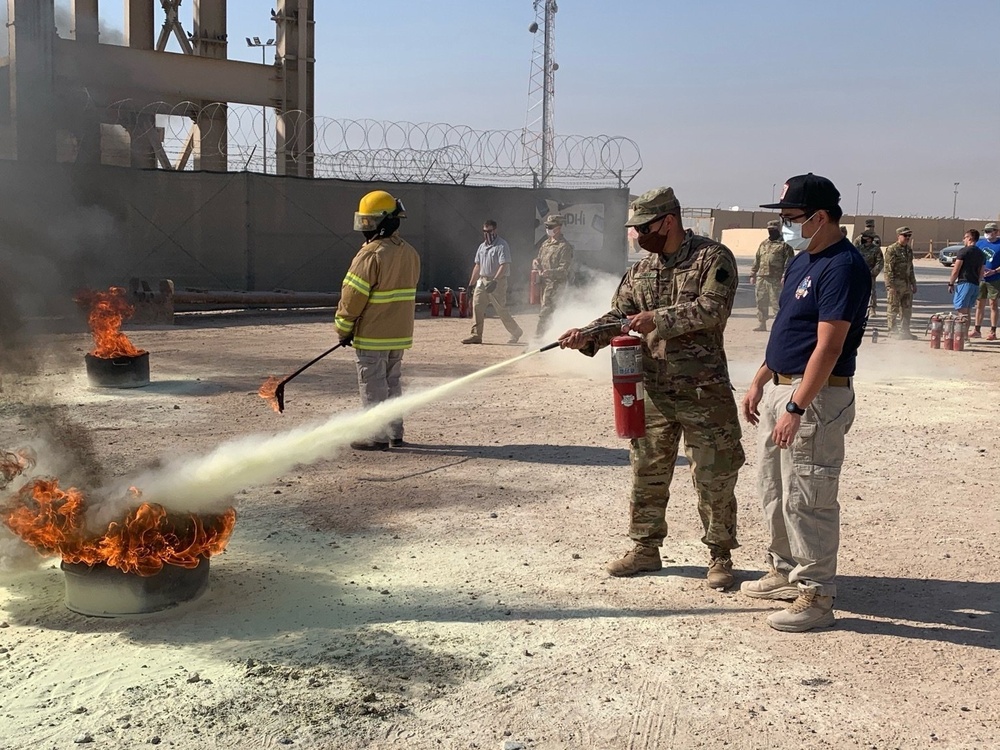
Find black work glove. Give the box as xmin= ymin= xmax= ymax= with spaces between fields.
xmin=339 ymin=332 xmax=354 ymax=347
xmin=484 ymin=279 xmax=498 ymax=294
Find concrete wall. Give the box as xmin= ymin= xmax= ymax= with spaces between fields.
xmin=0 ymin=160 xmax=628 ymax=316
xmin=710 ymin=209 xmax=984 ymax=254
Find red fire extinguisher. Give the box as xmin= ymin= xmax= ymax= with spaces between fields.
xmin=458 ymin=287 xmax=469 ymax=318
xmin=929 ymin=314 xmax=943 ymax=349
xmin=430 ymin=287 xmax=441 ymax=317
xmin=954 ymin=315 xmax=968 ymax=352
xmin=443 ymin=287 xmax=454 ymax=317
xmin=529 ymin=268 xmax=541 ymax=305
xmin=611 ymin=335 xmax=645 ymax=439
xmin=943 ymin=315 xmax=955 ymax=350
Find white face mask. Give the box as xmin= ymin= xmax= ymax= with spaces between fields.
xmin=546 ymin=228 xmax=557 ymax=238
xmin=781 ymin=213 xmax=816 ymax=251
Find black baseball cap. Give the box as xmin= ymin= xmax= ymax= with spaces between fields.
xmin=760 ymin=173 xmax=841 ymax=210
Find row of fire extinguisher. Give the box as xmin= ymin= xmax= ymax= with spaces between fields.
xmin=429 ymin=287 xmax=471 ymax=317
xmin=929 ymin=313 xmax=971 ymax=351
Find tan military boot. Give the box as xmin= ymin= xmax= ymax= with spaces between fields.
xmin=606 ymin=544 xmax=662 ymax=577
xmin=740 ymin=567 xmax=799 ymax=600
xmin=706 ymin=556 xmax=734 ymax=590
xmin=766 ymin=589 xmax=835 ymax=632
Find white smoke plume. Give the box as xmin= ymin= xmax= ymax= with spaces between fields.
xmin=90 ymin=349 xmax=542 ymax=528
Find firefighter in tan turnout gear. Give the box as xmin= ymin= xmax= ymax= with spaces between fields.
xmin=335 ymin=190 xmax=421 ymax=451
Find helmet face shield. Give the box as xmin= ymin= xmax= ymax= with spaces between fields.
xmin=354 ymin=213 xmax=381 ymax=232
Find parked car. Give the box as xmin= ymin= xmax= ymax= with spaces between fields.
xmin=938 ymin=244 xmax=995 ymax=267
xmin=938 ymin=245 xmax=963 ymax=267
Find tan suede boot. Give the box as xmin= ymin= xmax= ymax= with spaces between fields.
xmin=766 ymin=589 xmax=835 ymax=632
xmin=706 ymin=556 xmax=734 ymax=590
xmin=740 ymin=567 xmax=799 ymax=600
xmin=606 ymin=544 xmax=662 ymax=577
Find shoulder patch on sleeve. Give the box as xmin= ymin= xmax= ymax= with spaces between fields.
xmin=715 ymin=267 xmax=730 ymax=284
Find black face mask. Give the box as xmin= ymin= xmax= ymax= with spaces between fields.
xmin=768 ymin=229 xmax=781 ymax=240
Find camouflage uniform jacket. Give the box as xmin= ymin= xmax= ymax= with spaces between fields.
xmin=853 ymin=232 xmax=881 ymax=249
xmin=751 ymin=239 xmax=794 ymax=279
xmin=883 ymin=241 xmax=916 ymax=288
xmin=581 ymin=230 xmax=738 ymax=387
xmin=858 ymin=244 xmax=884 ymax=277
xmin=535 ymin=237 xmax=574 ymax=283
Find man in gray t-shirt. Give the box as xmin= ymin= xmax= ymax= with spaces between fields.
xmin=462 ymin=219 xmax=523 ymax=344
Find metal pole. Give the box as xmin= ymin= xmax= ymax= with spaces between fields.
xmin=771 ymin=183 xmax=776 ymax=202
xmin=953 ymin=182 xmax=959 ymax=219
xmin=540 ymin=0 xmax=552 ymax=188
xmin=870 ymin=190 xmax=876 ymax=213
xmin=855 ymin=183 xmax=861 ymax=216
xmin=261 ymin=45 xmax=267 ymax=174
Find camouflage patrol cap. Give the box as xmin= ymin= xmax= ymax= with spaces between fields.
xmin=896 ymin=226 xmax=912 ymax=236
xmin=864 ymin=219 xmax=876 ymax=228
xmin=766 ymin=219 xmax=780 ymax=229
xmin=544 ymin=213 xmax=564 ymax=227
xmin=625 ymin=187 xmax=681 ymax=227
xmin=984 ymin=222 xmax=998 ymax=232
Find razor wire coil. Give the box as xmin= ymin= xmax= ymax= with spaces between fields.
xmin=104 ymin=100 xmax=642 ymax=188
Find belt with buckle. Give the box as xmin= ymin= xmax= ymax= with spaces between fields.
xmin=773 ymin=373 xmax=851 ymax=387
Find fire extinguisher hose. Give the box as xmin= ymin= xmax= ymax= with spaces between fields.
xmin=538 ymin=318 xmax=629 ymax=352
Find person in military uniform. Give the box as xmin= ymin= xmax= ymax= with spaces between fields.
xmin=749 ymin=219 xmax=794 ymax=331
xmin=533 ymin=213 xmax=574 ymax=337
xmin=856 ymin=229 xmax=884 ymax=317
xmin=335 ymin=190 xmax=421 ymax=451
xmin=853 ymin=218 xmax=881 ymax=249
xmin=558 ymin=187 xmax=745 ymax=591
xmin=883 ymin=226 xmax=918 ymax=339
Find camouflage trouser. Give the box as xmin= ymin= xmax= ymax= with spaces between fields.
xmin=629 ymin=378 xmax=745 ymax=556
xmin=869 ymin=273 xmax=879 ymax=315
xmin=755 ymin=277 xmax=781 ymax=325
xmin=535 ymin=279 xmax=566 ymax=337
xmin=886 ymin=285 xmax=913 ymax=333
xmin=355 ymin=349 xmax=404 ymax=441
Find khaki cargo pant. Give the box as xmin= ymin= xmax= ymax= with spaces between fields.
xmin=757 ymin=379 xmax=856 ymax=596
xmin=355 ymin=349 xmax=404 ymax=441
xmin=629 ymin=377 xmax=745 ymax=557
xmin=470 ymin=277 xmax=522 ymax=341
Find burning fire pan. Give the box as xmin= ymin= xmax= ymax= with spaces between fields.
xmin=61 ymin=558 xmax=210 ymax=617
xmin=84 ymin=352 xmax=150 ymax=388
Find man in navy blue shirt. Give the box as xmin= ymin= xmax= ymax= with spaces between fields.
xmin=739 ymin=173 xmax=871 ymax=633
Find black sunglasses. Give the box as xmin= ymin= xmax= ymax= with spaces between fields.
xmin=635 ymin=216 xmax=667 ymax=235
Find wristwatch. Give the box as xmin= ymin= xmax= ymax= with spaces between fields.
xmin=785 ymin=400 xmax=806 ymax=415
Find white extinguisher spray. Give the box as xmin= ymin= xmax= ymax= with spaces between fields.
xmin=611 ymin=335 xmax=645 ymax=438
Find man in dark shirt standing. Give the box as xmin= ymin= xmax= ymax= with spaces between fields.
xmin=739 ymin=173 xmax=871 ymax=632
xmin=949 ymin=229 xmax=984 ymax=321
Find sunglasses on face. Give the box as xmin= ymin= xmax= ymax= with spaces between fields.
xmin=635 ymin=216 xmax=666 ymax=235
xmin=778 ymin=213 xmax=811 ymax=227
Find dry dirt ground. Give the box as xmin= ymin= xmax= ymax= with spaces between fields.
xmin=0 ymin=258 xmax=998 ymax=750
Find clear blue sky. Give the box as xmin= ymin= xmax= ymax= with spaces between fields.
xmin=57 ymin=0 xmax=1000 ymax=218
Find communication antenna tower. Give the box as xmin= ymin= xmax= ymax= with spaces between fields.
xmin=523 ymin=0 xmax=558 ymax=188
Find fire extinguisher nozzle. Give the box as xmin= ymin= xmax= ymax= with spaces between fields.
xmin=539 ymin=341 xmax=561 ymax=352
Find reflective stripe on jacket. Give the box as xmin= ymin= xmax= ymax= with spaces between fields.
xmin=334 ymin=235 xmax=421 ymax=350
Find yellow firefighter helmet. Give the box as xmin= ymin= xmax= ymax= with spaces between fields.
xmin=354 ymin=190 xmax=406 ymax=232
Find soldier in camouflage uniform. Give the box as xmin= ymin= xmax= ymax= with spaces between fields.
xmin=559 ymin=187 xmax=745 ymax=591
xmin=533 ymin=213 xmax=575 ymax=337
xmin=749 ymin=219 xmax=794 ymax=331
xmin=853 ymin=218 xmax=881 ymax=249
xmin=856 ymin=230 xmax=884 ymax=317
xmin=883 ymin=226 xmax=918 ymax=339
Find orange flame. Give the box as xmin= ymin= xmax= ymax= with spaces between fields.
xmin=258 ymin=376 xmax=282 ymax=413
xmin=3 ymin=479 xmax=236 ymax=576
xmin=75 ymin=287 xmax=147 ymax=359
